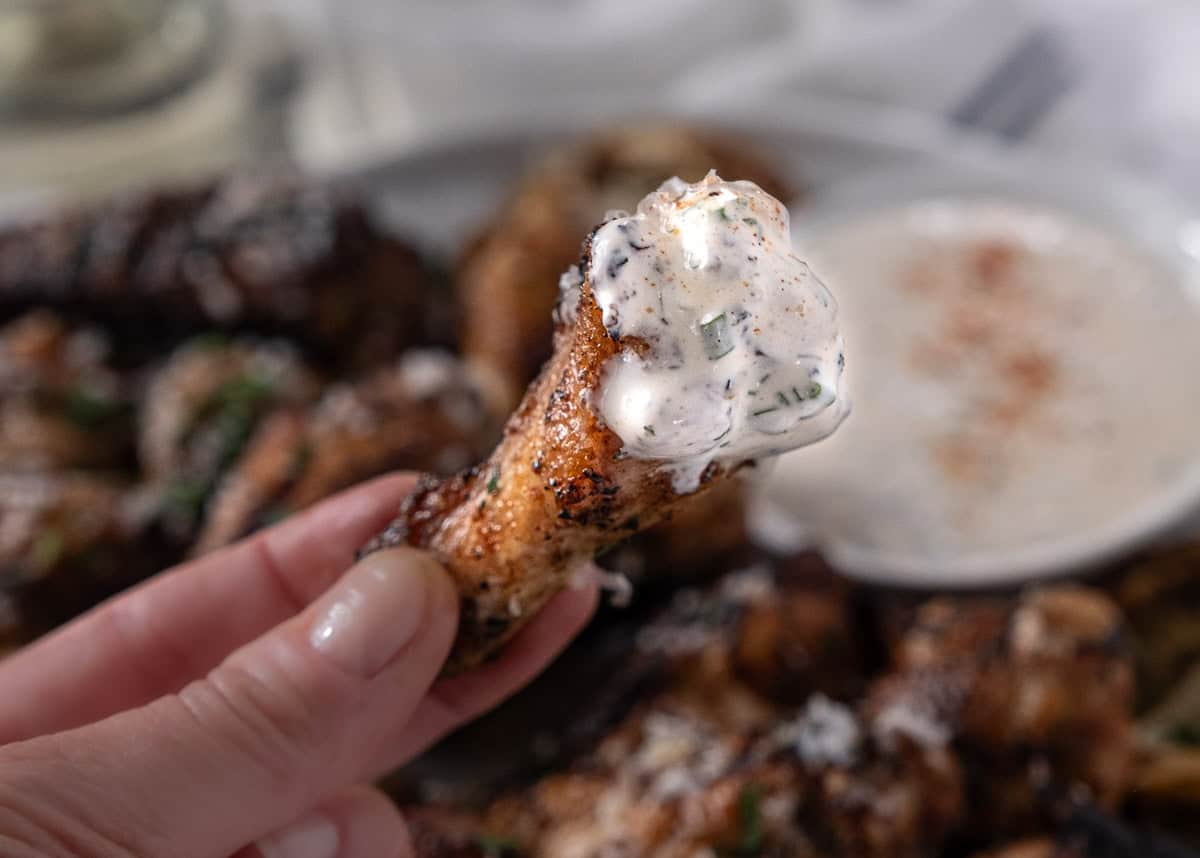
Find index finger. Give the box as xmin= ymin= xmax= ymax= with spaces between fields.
xmin=0 ymin=473 xmax=417 ymax=744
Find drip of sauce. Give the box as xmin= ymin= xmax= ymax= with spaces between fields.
xmin=576 ymin=171 xmax=849 ymax=492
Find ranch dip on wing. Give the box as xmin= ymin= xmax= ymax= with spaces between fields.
xmin=579 ymin=171 xmax=849 ymax=492
xmin=763 ymin=198 xmax=1200 ymax=561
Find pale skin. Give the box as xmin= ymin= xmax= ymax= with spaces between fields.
xmin=0 ymin=473 xmax=599 ymax=858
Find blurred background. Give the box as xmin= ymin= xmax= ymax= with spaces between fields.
xmin=0 ymin=0 xmax=1197 ymax=203
xmin=7 ymin=3 xmax=1200 ymax=856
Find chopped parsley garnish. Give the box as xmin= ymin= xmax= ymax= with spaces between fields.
xmin=476 ymin=835 xmax=520 ymax=857
xmin=186 ymin=332 xmax=231 ymax=351
xmin=701 ymin=313 xmax=735 ymax=361
xmin=30 ymin=528 xmax=65 ymax=570
xmin=62 ymin=387 xmax=126 ymax=429
xmin=643 ymin=424 xmax=656 ymax=436
xmin=207 ymin=374 xmax=277 ymax=471
xmin=165 ymin=477 xmax=210 ymax=526
xmin=486 ymin=466 xmax=501 ymax=494
xmin=736 ymin=784 xmax=765 ymax=855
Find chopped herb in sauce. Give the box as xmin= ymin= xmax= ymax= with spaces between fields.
xmin=486 ymin=466 xmax=501 ymax=494
xmin=589 ymin=174 xmax=847 ymax=494
xmin=701 ymin=313 xmax=735 ymax=361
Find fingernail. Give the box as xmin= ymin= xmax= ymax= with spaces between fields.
xmin=308 ymin=549 xmax=438 ymax=676
xmin=256 ymin=812 xmax=339 ymax=858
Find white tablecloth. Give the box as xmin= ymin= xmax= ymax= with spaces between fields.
xmin=264 ymin=0 xmax=1200 ymax=201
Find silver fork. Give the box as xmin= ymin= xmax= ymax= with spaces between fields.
xmin=949 ymin=27 xmax=1077 ymax=141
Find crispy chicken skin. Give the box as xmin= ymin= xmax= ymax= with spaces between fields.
xmin=458 ymin=125 xmax=795 ymax=411
xmin=879 ymin=587 xmax=1135 ymax=837
xmin=139 ymin=337 xmax=322 ymax=543
xmin=0 ymin=168 xmax=439 ymax=370
xmin=406 ymin=579 xmax=1141 ymax=858
xmin=0 ymin=472 xmax=159 ymax=640
xmin=0 ymin=311 xmax=133 ymax=471
xmin=363 ymin=253 xmax=742 ymax=672
xmin=408 ymin=567 xmax=964 ymax=858
xmin=1106 ymin=541 xmax=1200 ymax=709
xmin=192 ymin=352 xmax=500 ymax=555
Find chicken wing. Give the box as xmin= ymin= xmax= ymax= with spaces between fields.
xmin=0 ymin=167 xmax=440 ymax=371
xmin=192 ymin=351 xmax=501 ymax=555
xmin=0 ymin=311 xmax=133 ymax=471
xmin=458 ymin=124 xmax=795 ymax=411
xmin=363 ymin=174 xmax=848 ymax=672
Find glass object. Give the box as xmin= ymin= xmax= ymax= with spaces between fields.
xmin=0 ymin=0 xmax=220 ymax=119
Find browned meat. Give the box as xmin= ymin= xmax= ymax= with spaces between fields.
xmin=877 ymin=586 xmax=1135 ymax=838
xmin=814 ymin=731 xmax=964 ymax=858
xmin=0 ymin=311 xmax=133 ymax=471
xmin=405 ymin=565 xmax=961 ymax=858
xmin=405 ymin=808 xmax=494 ymax=858
xmin=0 ymin=167 xmax=440 ymax=371
xmin=732 ymin=553 xmax=864 ymax=704
xmin=139 ymin=337 xmax=322 ymax=543
xmin=0 ymin=472 xmax=160 ymax=640
xmin=363 ymin=240 xmax=770 ymax=673
xmin=1106 ymin=542 xmax=1200 ymax=710
xmin=598 ymin=478 xmax=750 ymax=590
xmin=972 ymin=840 xmax=1059 ymax=858
xmin=1129 ymin=744 xmax=1200 ymax=849
xmin=458 ymin=124 xmax=795 ymax=410
xmin=192 ymin=351 xmax=501 ymax=555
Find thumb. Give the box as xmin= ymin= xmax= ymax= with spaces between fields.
xmin=0 ymin=548 xmax=457 ymax=858
xmin=239 ymin=785 xmax=413 ymax=858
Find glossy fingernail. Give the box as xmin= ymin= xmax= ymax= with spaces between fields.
xmin=308 ymin=549 xmax=440 ymax=677
xmin=256 ymin=812 xmax=339 ymax=858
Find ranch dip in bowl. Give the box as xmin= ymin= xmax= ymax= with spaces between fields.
xmin=756 ymin=166 xmax=1200 ymax=586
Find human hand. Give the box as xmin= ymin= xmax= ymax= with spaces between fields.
xmin=0 ymin=473 xmax=598 ymax=858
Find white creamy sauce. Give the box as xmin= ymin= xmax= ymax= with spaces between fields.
xmin=579 ymin=172 xmax=849 ymax=493
xmin=764 ymin=199 xmax=1200 ymax=561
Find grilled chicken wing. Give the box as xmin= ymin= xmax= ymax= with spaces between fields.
xmin=0 ymin=471 xmax=160 ymax=640
xmin=0 ymin=168 xmax=439 ymax=370
xmin=192 ymin=351 xmax=501 ymax=555
xmin=0 ymin=311 xmax=133 ymax=471
xmin=139 ymin=337 xmax=322 ymax=544
xmin=879 ymin=586 xmax=1135 ymax=837
xmin=458 ymin=125 xmax=795 ymax=411
xmin=364 ymin=174 xmax=847 ymax=672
